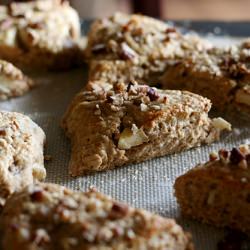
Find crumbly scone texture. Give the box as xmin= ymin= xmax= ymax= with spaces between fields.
xmin=86 ymin=12 xmax=211 ymax=62
xmin=174 ymin=144 xmax=250 ymax=235
xmin=0 ymin=59 xmax=34 ymax=100
xmin=0 ymin=0 xmax=83 ymax=69
xmin=161 ymin=39 xmax=250 ymax=114
xmin=86 ymin=13 xmax=211 ymax=86
xmin=0 ymin=111 xmax=46 ymax=210
xmin=62 ymin=82 xmax=231 ymax=176
xmin=88 ymin=60 xmax=153 ymax=86
xmin=0 ymin=182 xmax=194 ymax=250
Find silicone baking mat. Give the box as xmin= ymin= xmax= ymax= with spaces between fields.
xmin=0 ymin=21 xmax=249 ymax=250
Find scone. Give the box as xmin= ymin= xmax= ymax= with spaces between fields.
xmin=88 ymin=60 xmax=153 ymax=85
xmin=0 ymin=0 xmax=82 ymax=70
xmin=0 ymin=182 xmax=194 ymax=250
xmin=62 ymin=82 xmax=231 ymax=176
xmin=174 ymin=144 xmax=250 ymax=235
xmin=161 ymin=40 xmax=250 ymax=114
xmin=86 ymin=13 xmax=211 ymax=85
xmin=0 ymin=111 xmax=46 ymax=209
xmin=0 ymin=59 xmax=33 ymax=100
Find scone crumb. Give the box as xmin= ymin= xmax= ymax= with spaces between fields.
xmin=44 ymin=155 xmax=52 ymax=162
xmin=209 ymin=151 xmax=218 ymax=161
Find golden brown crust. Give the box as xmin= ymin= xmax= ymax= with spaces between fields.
xmin=62 ymin=82 xmax=231 ymax=176
xmin=0 ymin=182 xmax=194 ymax=250
xmin=86 ymin=13 xmax=211 ymax=86
xmin=0 ymin=0 xmax=83 ymax=70
xmin=162 ymin=41 xmax=250 ymax=114
xmin=174 ymin=144 xmax=250 ymax=235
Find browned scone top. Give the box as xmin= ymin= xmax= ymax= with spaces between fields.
xmin=62 ymin=82 xmax=231 ymax=176
xmin=162 ymin=40 xmax=250 ymax=114
xmin=174 ymin=144 xmax=250 ymax=235
xmin=85 ymin=12 xmax=181 ymax=61
xmin=0 ymin=0 xmax=83 ymax=70
xmin=0 ymin=111 xmax=46 ymax=210
xmin=0 ymin=59 xmax=34 ymax=99
xmin=86 ymin=13 xmax=211 ymax=85
xmin=0 ymin=182 xmax=194 ymax=250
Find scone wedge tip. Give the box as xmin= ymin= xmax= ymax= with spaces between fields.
xmin=174 ymin=144 xmax=250 ymax=235
xmin=62 ymin=82 xmax=231 ymax=176
xmin=161 ymin=40 xmax=250 ymax=115
xmin=0 ymin=182 xmax=194 ymax=250
xmin=0 ymin=59 xmax=34 ymax=100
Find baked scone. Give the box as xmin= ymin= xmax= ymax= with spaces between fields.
xmin=62 ymin=82 xmax=231 ymax=176
xmin=0 ymin=59 xmax=33 ymax=100
xmin=86 ymin=13 xmax=211 ymax=85
xmin=0 ymin=0 xmax=82 ymax=70
xmin=88 ymin=60 xmax=153 ymax=85
xmin=0 ymin=182 xmax=194 ymax=250
xmin=161 ymin=40 xmax=250 ymax=114
xmin=0 ymin=111 xmax=46 ymax=209
xmin=174 ymin=144 xmax=250 ymax=235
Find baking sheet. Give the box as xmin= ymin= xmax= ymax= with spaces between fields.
xmin=0 ymin=22 xmax=249 ymax=250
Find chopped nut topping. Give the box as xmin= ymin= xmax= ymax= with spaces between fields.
xmin=91 ymin=44 xmax=107 ymax=54
xmin=0 ymin=128 xmax=6 ymax=136
xmin=140 ymin=103 xmax=148 ymax=111
xmin=218 ymin=149 xmax=230 ymax=164
xmin=30 ymin=190 xmax=44 ymax=202
xmin=209 ymin=151 xmax=218 ymax=161
xmin=126 ymin=82 xmax=134 ymax=92
xmin=230 ymin=148 xmax=245 ymax=165
xmin=109 ymin=202 xmax=129 ymax=219
xmin=213 ymin=145 xmax=250 ymax=169
xmin=165 ymin=27 xmax=176 ymax=34
xmin=120 ymin=42 xmax=137 ymax=60
xmin=32 ymin=229 xmax=50 ymax=246
xmin=147 ymin=87 xmax=159 ymax=101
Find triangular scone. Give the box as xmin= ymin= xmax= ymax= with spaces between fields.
xmin=62 ymin=82 xmax=231 ymax=176
xmin=0 ymin=182 xmax=194 ymax=250
xmin=86 ymin=12 xmax=181 ymax=62
xmin=174 ymin=144 xmax=250 ymax=235
xmin=162 ymin=40 xmax=250 ymax=115
xmin=86 ymin=13 xmax=211 ymax=62
xmin=0 ymin=111 xmax=46 ymax=209
xmin=0 ymin=59 xmax=33 ymax=100
xmin=0 ymin=0 xmax=82 ymax=70
xmin=86 ymin=13 xmax=211 ymax=86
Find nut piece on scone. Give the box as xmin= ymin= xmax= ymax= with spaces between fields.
xmin=62 ymin=82 xmax=231 ymax=176
xmin=174 ymin=144 xmax=250 ymax=235
xmin=0 ymin=0 xmax=83 ymax=70
xmin=161 ymin=40 xmax=250 ymax=115
xmin=86 ymin=13 xmax=211 ymax=85
xmin=0 ymin=59 xmax=34 ymax=100
xmin=0 ymin=111 xmax=46 ymax=210
xmin=0 ymin=182 xmax=194 ymax=250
